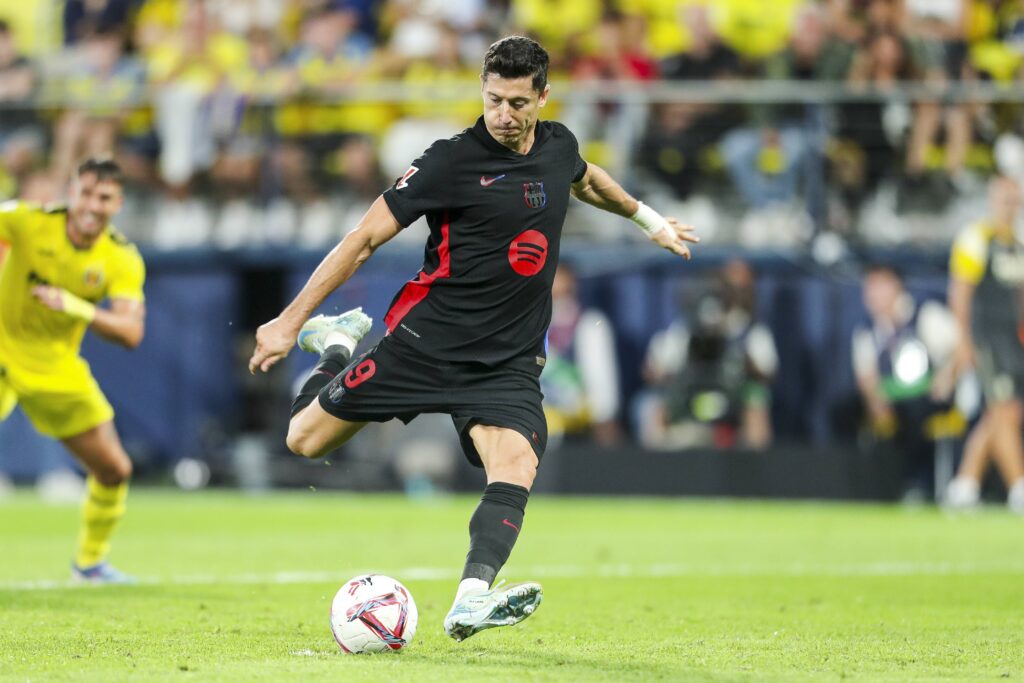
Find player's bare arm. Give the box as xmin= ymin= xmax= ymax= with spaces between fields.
xmin=570 ymin=162 xmax=699 ymax=258
xmin=90 ymin=298 xmax=145 ymax=348
xmin=249 ymin=196 xmax=402 ymax=374
xmin=30 ymin=287 xmax=145 ymax=349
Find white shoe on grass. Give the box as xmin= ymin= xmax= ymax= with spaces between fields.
xmin=944 ymin=476 xmax=980 ymax=510
xmin=1008 ymin=479 xmax=1024 ymax=515
xmin=443 ymin=581 xmax=543 ymax=642
xmin=297 ymin=308 xmax=372 ymax=356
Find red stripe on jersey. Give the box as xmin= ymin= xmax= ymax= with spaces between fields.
xmin=384 ymin=213 xmax=451 ymax=332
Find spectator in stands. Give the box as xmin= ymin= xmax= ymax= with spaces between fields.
xmin=833 ymin=31 xmax=919 ymax=218
xmin=944 ymin=175 xmax=1024 ymax=512
xmin=827 ymin=0 xmax=903 ymax=45
xmin=899 ymin=0 xmax=973 ymax=208
xmin=383 ymin=0 xmax=490 ymax=64
xmin=638 ymin=4 xmax=742 ymax=203
xmin=63 ymin=0 xmax=135 ymax=46
xmin=0 ymin=18 xmax=43 ymax=200
xmin=511 ymin=0 xmax=603 ymax=68
xmin=51 ymin=27 xmax=146 ymax=186
xmin=541 ymin=265 xmax=623 ymax=447
xmin=144 ymin=1 xmax=248 ymax=247
xmin=569 ymin=10 xmax=656 ymax=82
xmin=851 ymin=264 xmax=960 ymax=500
xmin=969 ymin=1 xmax=1024 ymax=189
xmin=211 ymin=27 xmax=297 ymax=248
xmin=381 ymin=21 xmax=476 ymax=243
xmin=720 ymin=4 xmax=850 ymax=231
xmin=271 ymin=4 xmax=382 ymax=247
xmin=965 ymin=0 xmax=1024 ymax=83
xmin=563 ymin=10 xmax=656 ymax=181
xmin=640 ymin=260 xmax=777 ymax=450
xmin=205 ymin=0 xmax=285 ymax=37
xmin=712 ymin=0 xmax=803 ymax=62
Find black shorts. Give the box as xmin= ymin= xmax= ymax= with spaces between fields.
xmin=317 ymin=334 xmax=547 ymax=467
xmin=976 ymin=335 xmax=1024 ymax=402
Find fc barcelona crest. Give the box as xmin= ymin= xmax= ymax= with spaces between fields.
xmin=523 ymin=182 xmax=546 ymax=209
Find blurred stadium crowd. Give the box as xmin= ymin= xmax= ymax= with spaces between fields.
xmin=3 ymin=0 xmax=1024 ymax=248
xmin=3 ymin=1 xmax=1024 ymax=505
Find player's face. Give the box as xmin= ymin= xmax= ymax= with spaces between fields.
xmin=69 ymin=172 xmax=123 ymax=242
xmin=862 ymin=271 xmax=901 ymax=319
xmin=990 ymin=177 xmax=1022 ymax=227
xmin=481 ymin=74 xmax=549 ymax=151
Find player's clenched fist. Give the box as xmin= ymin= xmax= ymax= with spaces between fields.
xmin=249 ymin=317 xmax=300 ymax=374
xmin=31 ymin=285 xmax=97 ymax=322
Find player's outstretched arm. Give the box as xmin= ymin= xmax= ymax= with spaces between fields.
xmin=570 ymin=162 xmax=698 ymax=259
xmin=31 ymin=286 xmax=145 ymax=349
xmin=248 ymin=196 xmax=403 ymax=374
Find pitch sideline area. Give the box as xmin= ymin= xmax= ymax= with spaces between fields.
xmin=1 ymin=490 xmax=1022 ymax=681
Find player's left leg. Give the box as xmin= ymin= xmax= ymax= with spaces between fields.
xmin=986 ymin=398 xmax=1024 ymax=513
xmin=61 ymin=420 xmax=135 ymax=583
xmin=444 ymin=425 xmax=542 ymax=642
xmin=285 ymin=308 xmax=373 ymax=458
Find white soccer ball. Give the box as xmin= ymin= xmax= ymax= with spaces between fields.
xmin=330 ymin=574 xmax=418 ymax=654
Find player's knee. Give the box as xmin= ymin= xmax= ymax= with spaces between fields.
xmin=286 ymin=424 xmax=323 ymax=459
xmin=285 ymin=429 xmax=309 ymax=457
xmin=95 ymin=456 xmax=132 ymax=486
xmin=491 ymin=450 xmax=537 ymax=489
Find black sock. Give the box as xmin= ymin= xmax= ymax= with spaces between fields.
xmin=461 ymin=482 xmax=530 ymax=585
xmin=289 ymin=346 xmax=351 ymax=417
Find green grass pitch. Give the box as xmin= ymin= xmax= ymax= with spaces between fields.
xmin=1 ymin=490 xmax=1022 ymax=681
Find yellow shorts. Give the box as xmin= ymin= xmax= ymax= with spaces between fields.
xmin=0 ymin=365 xmax=114 ymax=440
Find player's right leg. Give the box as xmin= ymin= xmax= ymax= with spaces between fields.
xmin=11 ymin=368 xmax=135 ymax=583
xmin=286 ymin=308 xmax=372 ymax=458
xmin=61 ymin=421 xmax=135 ymax=583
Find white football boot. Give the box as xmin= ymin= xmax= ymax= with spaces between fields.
xmin=444 ymin=581 xmax=543 ymax=642
xmin=944 ymin=476 xmax=981 ymax=511
xmin=297 ymin=308 xmax=372 ymax=355
xmin=1007 ymin=478 xmax=1024 ymax=515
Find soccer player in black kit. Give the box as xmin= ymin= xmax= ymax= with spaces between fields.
xmin=249 ymin=36 xmax=698 ymax=641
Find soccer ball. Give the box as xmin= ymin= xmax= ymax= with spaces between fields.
xmin=330 ymin=574 xmax=418 ymax=653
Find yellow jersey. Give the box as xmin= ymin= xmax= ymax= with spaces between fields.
xmin=0 ymin=201 xmax=145 ymax=384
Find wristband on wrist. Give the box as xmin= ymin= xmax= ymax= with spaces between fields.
xmin=59 ymin=289 xmax=97 ymax=323
xmin=629 ymin=201 xmax=669 ymax=238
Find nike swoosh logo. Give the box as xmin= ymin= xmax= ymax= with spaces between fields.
xmin=502 ymin=518 xmax=520 ymax=533
xmin=480 ymin=174 xmax=507 ymax=187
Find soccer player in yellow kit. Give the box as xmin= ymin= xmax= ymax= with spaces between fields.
xmin=0 ymin=158 xmax=145 ymax=582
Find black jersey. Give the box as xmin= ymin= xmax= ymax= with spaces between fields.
xmin=381 ymin=116 xmax=588 ymax=368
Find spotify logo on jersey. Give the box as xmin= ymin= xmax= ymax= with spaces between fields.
xmin=508 ymin=230 xmax=548 ymax=276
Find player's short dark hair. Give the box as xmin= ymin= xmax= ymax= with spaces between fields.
xmin=0 ymin=19 xmax=10 ymax=35
xmin=77 ymin=157 xmax=124 ymax=186
xmin=481 ymin=36 xmax=549 ymax=93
